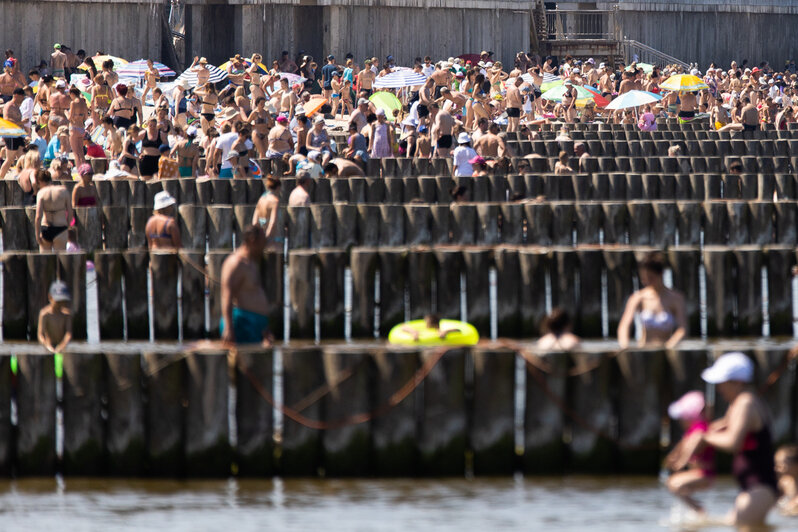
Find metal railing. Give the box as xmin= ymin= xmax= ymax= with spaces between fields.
xmin=622 ymin=39 xmax=690 ymax=71
xmin=545 ymin=9 xmax=618 ymax=40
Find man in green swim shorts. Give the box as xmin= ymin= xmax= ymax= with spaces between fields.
xmin=220 ymin=225 xmax=271 ymax=345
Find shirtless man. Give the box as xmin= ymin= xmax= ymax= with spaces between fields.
xmin=279 ymin=78 xmax=297 ymax=119
xmin=324 ymin=157 xmax=366 ymax=177
xmin=357 ymin=60 xmax=376 ymax=96
xmin=439 ymin=88 xmax=466 ymax=115
xmin=431 ymin=103 xmax=455 ymax=158
xmin=35 ymin=170 xmax=72 ymax=251
xmin=598 ymin=65 xmax=613 ymax=97
xmin=350 ymin=98 xmax=369 ymax=132
xmin=505 ymin=76 xmax=523 ymax=133
xmin=741 ymin=97 xmax=760 ymax=131
xmin=220 ymin=225 xmax=271 ymax=346
xmin=38 ymin=281 xmax=72 ymax=354
xmin=278 ymin=51 xmax=298 ymax=74
xmin=50 ymin=43 xmax=67 ymax=78
xmin=474 ymin=122 xmax=506 ymax=158
xmin=0 ymin=60 xmax=19 ymax=103
xmin=430 ymin=64 xmax=452 ymax=99
xmin=190 ymin=56 xmax=211 ymax=87
xmin=67 ymin=87 xmax=89 ymax=167
xmin=288 ymin=171 xmax=311 ymax=206
xmin=619 ymin=71 xmax=635 ymax=95
xmin=0 ymin=88 xmax=25 ymax=178
xmin=678 ymin=91 xmax=698 ymax=121
xmin=48 ymin=79 xmax=71 ymax=135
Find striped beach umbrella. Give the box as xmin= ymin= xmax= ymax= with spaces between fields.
xmin=373 ymin=70 xmax=427 ymax=89
xmin=176 ymin=64 xmax=228 ymax=88
xmin=117 ymin=59 xmax=176 ymax=79
xmin=659 ymin=74 xmax=708 ymax=92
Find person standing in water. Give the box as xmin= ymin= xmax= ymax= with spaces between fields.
xmin=536 ymin=308 xmax=580 ymax=350
xmin=676 ymin=352 xmax=778 ymax=527
xmin=617 ymin=252 xmax=687 ymax=348
xmin=38 ymin=281 xmax=72 ymax=354
xmin=220 ymin=225 xmax=271 ymax=346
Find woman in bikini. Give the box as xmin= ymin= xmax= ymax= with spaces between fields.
xmin=72 ymin=163 xmax=101 ymax=209
xmin=248 ymin=54 xmax=265 ymax=104
xmin=35 ymin=169 xmax=72 ymax=251
xmin=138 ymin=117 xmax=168 ymax=180
xmin=231 ymin=125 xmax=252 ymax=178
xmin=251 ymin=176 xmax=283 ymax=250
xmin=108 ymin=84 xmax=136 ymax=130
xmin=617 ymin=251 xmax=687 ymax=348
xmin=145 ymin=191 xmax=181 ymax=249
xmin=171 ymin=126 xmax=200 ymax=178
xmin=247 ymin=97 xmax=272 ymax=159
xmin=90 ymin=74 xmax=112 ymax=124
xmin=16 ymin=150 xmax=41 ymax=206
xmin=119 ymin=124 xmax=141 ymax=175
xmin=470 ymin=74 xmax=491 ymax=127
xmin=194 ymin=82 xmax=219 ymax=133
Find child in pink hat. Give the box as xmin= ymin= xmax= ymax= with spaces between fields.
xmin=664 ymin=391 xmax=715 ymax=514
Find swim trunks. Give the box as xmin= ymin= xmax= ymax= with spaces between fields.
xmin=220 ymin=306 xmax=269 ymax=344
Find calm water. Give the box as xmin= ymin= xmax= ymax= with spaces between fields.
xmin=0 ymin=476 xmax=794 ymax=531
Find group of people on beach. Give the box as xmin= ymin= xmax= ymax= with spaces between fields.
xmin=3 ymin=42 xmax=798 ymax=527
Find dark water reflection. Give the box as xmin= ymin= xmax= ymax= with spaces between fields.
xmin=0 ymin=476 xmax=793 ymax=531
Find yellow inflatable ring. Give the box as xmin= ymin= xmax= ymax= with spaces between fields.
xmin=388 ymin=319 xmax=479 ymax=346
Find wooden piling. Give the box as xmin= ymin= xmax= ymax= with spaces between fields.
xmin=733 ymin=246 xmax=763 ymax=335
xmin=15 ymin=353 xmax=56 ymax=475
xmin=524 ymin=351 xmax=566 ymax=474
xmin=372 ymin=348 xmax=421 ymax=475
xmin=463 ymin=248 xmax=492 ymax=336
xmin=58 ymin=252 xmax=88 ymax=340
xmin=568 ymin=352 xmax=616 ymax=472
xmin=288 ymin=250 xmax=316 ymax=339
xmin=318 ymin=250 xmax=346 ymax=338
xmin=101 ymin=206 xmax=130 ymax=250
xmin=105 ymin=352 xmax=146 ymax=474
xmin=149 ymin=252 xmax=179 ymax=340
xmin=518 ymin=249 xmax=549 ymax=335
xmin=234 ymin=349 xmax=275 ymax=476
xmin=378 ymin=248 xmax=407 ymax=335
xmin=310 ymin=204 xmax=335 ymax=248
xmin=143 ymin=351 xmax=186 ymax=476
xmin=766 ymin=246 xmax=795 ymax=336
xmin=26 ymin=253 xmax=58 ymax=338
xmin=702 ymin=247 xmax=735 ymax=336
xmin=322 ymin=348 xmax=373 ymax=476
xmin=62 ymin=352 xmax=105 ymax=475
xmin=407 ymin=249 xmax=434 ymax=320
xmin=603 ymin=248 xmax=636 ymax=336
xmin=122 ymin=250 xmax=150 ymax=339
xmin=0 ymin=355 xmax=10 ymax=474
xmin=2 ymin=253 xmax=29 ymax=339
xmin=206 ymin=205 xmax=234 ymax=249
xmin=616 ymin=349 xmax=664 ymax=473
xmin=74 ymin=207 xmax=103 ymax=252
xmin=180 ymin=251 xmax=206 ymax=340
xmin=419 ymin=348 xmax=466 ymax=476
xmin=471 ymin=348 xmax=516 ymax=475
xmin=281 ymin=347 xmax=324 ymax=476
xmin=185 ymin=352 xmax=231 ymax=476
xmin=494 ymin=246 xmax=521 ymax=337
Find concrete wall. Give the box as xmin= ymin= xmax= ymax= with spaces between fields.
xmin=0 ymin=1 xmax=163 ymax=72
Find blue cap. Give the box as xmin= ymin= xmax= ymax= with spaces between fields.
xmin=3 ymin=60 xmax=13 ymax=69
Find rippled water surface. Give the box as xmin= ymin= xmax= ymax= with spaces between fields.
xmin=0 ymin=476 xmax=794 ymax=531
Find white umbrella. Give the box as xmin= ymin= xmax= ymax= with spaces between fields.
xmin=117 ymin=59 xmax=176 ymax=79
xmin=176 ymin=64 xmax=228 ymax=88
xmin=604 ymin=90 xmax=662 ymax=110
xmin=373 ymin=70 xmax=427 ymax=89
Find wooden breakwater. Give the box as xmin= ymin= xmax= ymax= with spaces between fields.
xmin=2 ymin=244 xmax=796 ymax=342
xmin=0 ymin=341 xmax=794 ymax=478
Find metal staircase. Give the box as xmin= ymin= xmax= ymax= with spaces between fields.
xmin=621 ymin=39 xmax=689 ymax=70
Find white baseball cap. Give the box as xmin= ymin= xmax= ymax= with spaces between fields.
xmin=49 ymin=280 xmax=71 ymax=302
xmin=701 ymin=352 xmax=754 ymax=384
xmin=457 ymin=132 xmax=470 ymax=144
xmin=667 ymin=391 xmax=705 ymax=420
xmin=55 ymin=79 xmax=66 ymax=88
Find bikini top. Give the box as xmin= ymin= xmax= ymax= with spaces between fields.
xmin=639 ymin=309 xmax=676 ymax=332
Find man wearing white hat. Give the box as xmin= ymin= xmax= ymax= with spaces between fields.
xmin=145 ymin=191 xmax=181 ymax=249
xmin=675 ymin=352 xmax=779 ymax=526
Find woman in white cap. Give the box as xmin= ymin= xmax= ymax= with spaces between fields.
xmin=677 ymin=352 xmax=778 ymax=526
xmin=145 ymin=191 xmax=181 ymax=249
xmin=452 ymin=132 xmax=477 ymax=177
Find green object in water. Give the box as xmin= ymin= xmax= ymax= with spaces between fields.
xmin=54 ymin=352 xmax=63 ymax=379
xmin=10 ymin=355 xmax=17 ymax=376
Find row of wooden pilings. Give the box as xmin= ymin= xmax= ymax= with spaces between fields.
xmin=0 ymin=341 xmax=794 ymax=477
xmin=2 ymin=245 xmax=796 ymax=342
